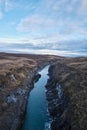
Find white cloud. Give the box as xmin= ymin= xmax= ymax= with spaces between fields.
xmin=44 ymin=0 xmax=77 ymax=14
xmin=16 ymin=11 xmax=87 ymax=40
xmin=17 ymin=14 xmax=56 ymax=32
xmin=5 ymin=0 xmax=17 ymax=11
xmin=25 ymin=2 xmax=37 ymax=11
xmin=77 ymin=0 xmax=87 ymax=15
xmin=0 ymin=37 xmax=25 ymax=44
xmin=0 ymin=0 xmax=87 ymax=44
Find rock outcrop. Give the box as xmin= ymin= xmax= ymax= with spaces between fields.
xmin=45 ymin=57 xmax=87 ymax=130
xmin=0 ymin=53 xmax=58 ymax=130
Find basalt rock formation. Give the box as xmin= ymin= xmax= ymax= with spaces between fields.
xmin=0 ymin=53 xmax=58 ymax=130
xmin=45 ymin=57 xmax=87 ymax=130
xmin=0 ymin=53 xmax=87 ymax=130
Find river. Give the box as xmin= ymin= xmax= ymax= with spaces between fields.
xmin=22 ymin=65 xmax=50 ymax=130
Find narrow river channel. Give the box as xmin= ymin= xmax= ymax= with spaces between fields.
xmin=22 ymin=65 xmax=50 ymax=130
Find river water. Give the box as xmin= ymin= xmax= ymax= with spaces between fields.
xmin=22 ymin=65 xmax=50 ymax=130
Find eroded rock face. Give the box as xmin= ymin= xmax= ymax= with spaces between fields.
xmin=45 ymin=79 xmax=70 ymax=130
xmin=46 ymin=58 xmax=87 ymax=130
xmin=0 ymin=53 xmax=58 ymax=130
xmin=0 ymin=71 xmax=42 ymax=130
xmin=33 ymin=73 xmax=41 ymax=83
xmin=0 ymin=82 xmax=32 ymax=130
xmin=7 ymin=93 xmax=17 ymax=103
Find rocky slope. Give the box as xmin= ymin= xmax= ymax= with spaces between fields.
xmin=0 ymin=52 xmax=59 ymax=130
xmin=45 ymin=57 xmax=87 ymax=130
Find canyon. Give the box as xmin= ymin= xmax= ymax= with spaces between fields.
xmin=0 ymin=53 xmax=87 ymax=130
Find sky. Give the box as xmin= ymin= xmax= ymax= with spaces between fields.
xmin=0 ymin=0 xmax=87 ymax=56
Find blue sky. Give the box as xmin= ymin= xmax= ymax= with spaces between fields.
xmin=0 ymin=0 xmax=87 ymax=44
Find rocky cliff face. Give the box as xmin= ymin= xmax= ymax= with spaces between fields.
xmin=0 ymin=53 xmax=58 ymax=130
xmin=45 ymin=57 xmax=87 ymax=130
xmin=0 ymin=53 xmax=87 ymax=130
